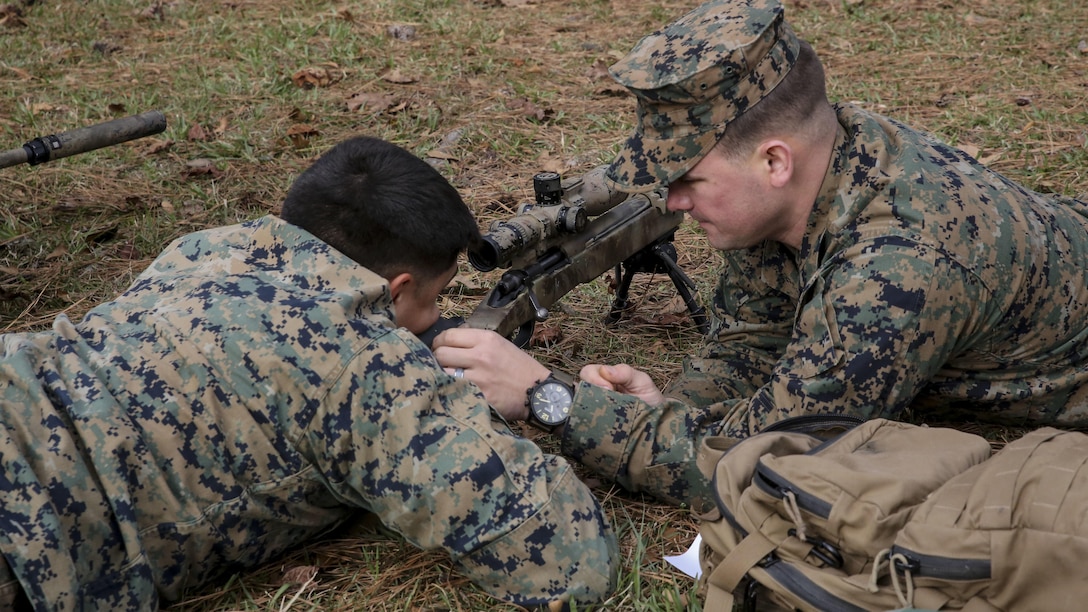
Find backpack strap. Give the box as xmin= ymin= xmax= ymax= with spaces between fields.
xmin=703 ymin=530 xmax=779 ymax=612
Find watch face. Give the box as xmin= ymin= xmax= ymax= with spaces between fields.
xmin=530 ymin=381 xmax=573 ymax=425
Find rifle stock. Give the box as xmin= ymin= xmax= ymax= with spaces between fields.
xmin=422 ymin=166 xmax=708 ymax=348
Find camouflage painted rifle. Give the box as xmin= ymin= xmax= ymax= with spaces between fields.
xmin=424 ymin=166 xmax=709 ymax=347
xmin=0 ymin=110 xmax=166 ymax=169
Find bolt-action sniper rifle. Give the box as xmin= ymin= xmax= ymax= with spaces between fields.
xmin=0 ymin=110 xmax=167 ymax=169
xmin=422 ymin=166 xmax=709 ymax=348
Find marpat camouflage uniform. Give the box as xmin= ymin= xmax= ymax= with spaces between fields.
xmin=563 ymin=104 xmax=1088 ymax=507
xmin=0 ymin=216 xmax=618 ymax=610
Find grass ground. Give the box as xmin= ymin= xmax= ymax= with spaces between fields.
xmin=1 ymin=0 xmax=1086 ymax=609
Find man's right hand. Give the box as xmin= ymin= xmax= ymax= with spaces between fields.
xmin=432 ymin=328 xmax=552 ymax=422
xmin=579 ymin=364 xmax=664 ymax=406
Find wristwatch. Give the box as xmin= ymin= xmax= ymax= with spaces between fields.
xmin=526 ymin=372 xmax=575 ymax=433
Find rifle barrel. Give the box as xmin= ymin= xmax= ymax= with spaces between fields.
xmin=0 ymin=110 xmax=167 ymax=169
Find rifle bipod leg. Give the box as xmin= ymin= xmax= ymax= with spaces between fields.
xmin=605 ymin=240 xmax=709 ymax=335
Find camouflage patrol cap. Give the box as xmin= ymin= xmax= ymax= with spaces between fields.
xmin=605 ymin=0 xmax=801 ymax=192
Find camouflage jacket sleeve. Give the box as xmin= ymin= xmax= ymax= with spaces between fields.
xmin=563 ymin=104 xmax=1088 ymax=507
xmin=304 ymin=326 xmax=618 ymax=607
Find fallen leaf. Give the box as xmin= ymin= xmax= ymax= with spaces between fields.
xmin=529 ymin=324 xmax=563 ymax=347
xmin=656 ymin=294 xmax=691 ymax=316
xmin=651 ymin=313 xmax=689 ymax=327
xmin=29 ymin=102 xmax=62 ymax=115
xmin=182 ymin=158 xmax=221 ymax=179
xmin=584 ymin=59 xmax=611 ymax=82
xmin=381 ymin=68 xmax=417 ymax=84
xmin=142 ymin=138 xmax=174 ymax=154
xmin=285 ymin=123 xmax=319 ymax=149
xmin=189 ymin=123 xmax=213 ymax=141
xmin=508 ymin=97 xmax=552 ymax=122
xmin=291 ymin=64 xmax=343 ymax=89
xmin=346 ymin=92 xmax=397 ymax=114
xmin=287 ymin=107 xmax=313 ymax=122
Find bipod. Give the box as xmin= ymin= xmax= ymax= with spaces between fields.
xmin=605 ymin=232 xmax=709 ymax=335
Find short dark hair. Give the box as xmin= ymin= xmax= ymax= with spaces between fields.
xmin=280 ymin=137 xmax=481 ymax=280
xmin=714 ymin=40 xmax=830 ymax=158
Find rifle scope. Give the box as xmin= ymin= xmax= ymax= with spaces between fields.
xmin=468 ymin=166 xmax=630 ymax=272
xmin=0 ymin=110 xmax=167 ymax=169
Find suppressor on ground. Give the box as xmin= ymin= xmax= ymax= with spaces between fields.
xmin=0 ymin=110 xmax=167 ymax=169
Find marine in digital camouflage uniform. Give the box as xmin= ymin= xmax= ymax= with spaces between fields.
xmin=433 ymin=0 xmax=1088 ymax=511
xmin=561 ymin=0 xmax=1088 ymax=508
xmin=0 ymin=137 xmax=618 ymax=610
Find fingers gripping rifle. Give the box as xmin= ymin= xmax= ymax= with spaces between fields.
xmin=0 ymin=110 xmax=167 ymax=169
xmin=424 ymin=166 xmax=709 ymax=347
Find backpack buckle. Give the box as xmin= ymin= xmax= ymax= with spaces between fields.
xmin=789 ymin=529 xmax=844 ymax=569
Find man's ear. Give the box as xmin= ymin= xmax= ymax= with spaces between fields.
xmin=760 ymin=140 xmax=794 ymax=188
xmin=388 ymin=272 xmax=414 ymax=302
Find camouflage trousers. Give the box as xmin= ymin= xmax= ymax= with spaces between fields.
xmin=0 ymin=554 xmax=31 ymax=611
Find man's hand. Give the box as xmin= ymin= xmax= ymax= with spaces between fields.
xmin=579 ymin=364 xmax=664 ymax=406
xmin=432 ymin=328 xmax=552 ymax=422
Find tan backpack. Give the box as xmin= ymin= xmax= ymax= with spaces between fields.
xmin=696 ymin=417 xmax=1088 ymax=612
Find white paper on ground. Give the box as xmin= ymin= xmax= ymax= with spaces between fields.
xmin=663 ymin=533 xmax=702 ymax=580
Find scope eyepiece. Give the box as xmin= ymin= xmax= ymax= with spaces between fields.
xmin=468 ymin=236 xmax=504 ymax=272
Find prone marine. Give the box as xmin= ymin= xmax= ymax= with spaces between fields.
xmin=0 ymin=136 xmax=618 ymax=610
